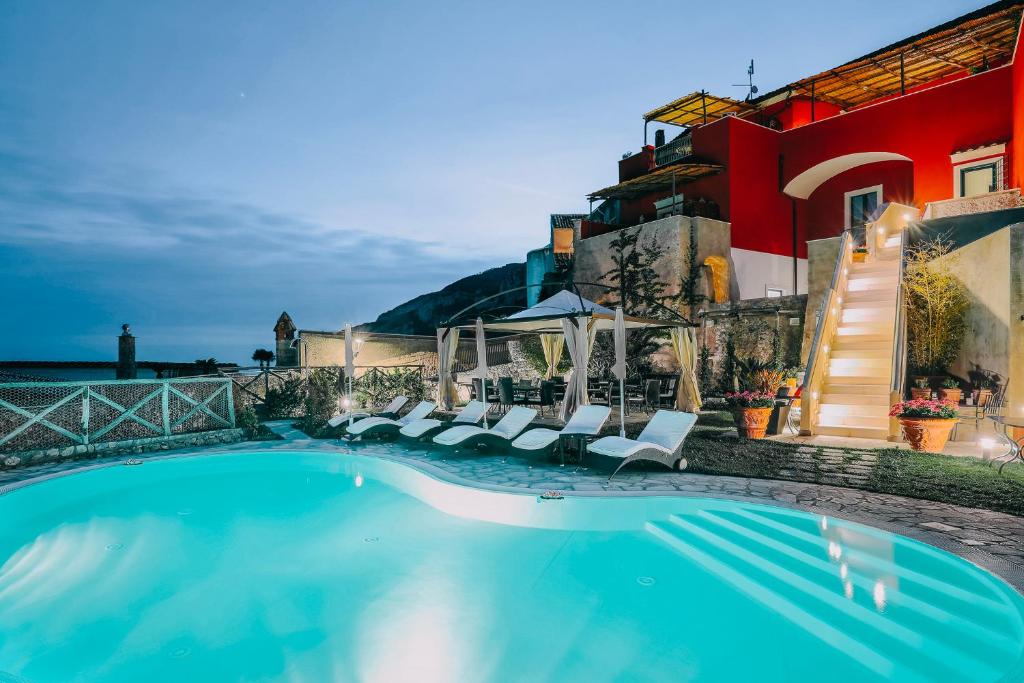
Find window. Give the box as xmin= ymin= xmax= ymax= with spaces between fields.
xmin=765 ymin=287 xmax=784 ymax=298
xmin=844 ymin=185 xmax=882 ymax=229
xmin=959 ymin=162 xmax=999 ymax=197
xmin=951 ymin=144 xmax=1005 ymax=198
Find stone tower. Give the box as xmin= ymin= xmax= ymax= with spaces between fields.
xmin=274 ymin=312 xmax=298 ymax=367
xmin=116 ymin=323 xmax=137 ymax=379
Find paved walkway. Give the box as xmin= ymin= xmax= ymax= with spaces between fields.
xmin=3 ymin=421 xmax=1023 ymax=592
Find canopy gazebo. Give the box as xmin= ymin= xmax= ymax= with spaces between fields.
xmin=435 ymin=290 xmax=702 ymax=427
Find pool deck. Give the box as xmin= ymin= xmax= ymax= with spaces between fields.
xmin=3 ymin=420 xmax=1023 ymax=592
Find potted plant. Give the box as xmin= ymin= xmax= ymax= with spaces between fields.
xmin=852 ymin=246 xmax=868 ymax=263
xmin=889 ymin=399 xmax=959 ymax=453
xmin=725 ymin=390 xmax=776 ymax=439
xmin=938 ymin=377 xmax=962 ymax=404
xmin=910 ymin=376 xmax=931 ymax=400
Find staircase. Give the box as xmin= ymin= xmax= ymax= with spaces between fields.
xmin=815 ymin=235 xmax=901 ymax=439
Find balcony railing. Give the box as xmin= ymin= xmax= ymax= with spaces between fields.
xmin=654 ymin=134 xmax=693 ymax=167
xmin=923 ymin=188 xmax=1024 ymax=219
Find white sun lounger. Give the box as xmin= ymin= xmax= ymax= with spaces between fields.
xmin=511 ymin=405 xmax=611 ymax=453
xmin=432 ymin=406 xmax=537 ymax=450
xmin=343 ymin=400 xmax=436 ymax=439
xmin=587 ymin=410 xmax=698 ymax=479
xmin=327 ymin=395 xmax=408 ymax=428
xmin=399 ymin=400 xmax=488 ymax=441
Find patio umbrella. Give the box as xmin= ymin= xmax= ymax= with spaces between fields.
xmin=344 ymin=323 xmax=355 ymax=428
xmin=435 ymin=327 xmax=460 ymax=411
xmin=612 ymin=307 xmax=627 ymax=437
xmin=670 ymin=326 xmax=702 ymax=412
xmin=475 ymin=317 xmax=489 ymax=428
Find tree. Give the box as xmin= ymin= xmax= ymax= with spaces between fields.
xmin=251 ymin=348 xmax=275 ymax=369
xmin=592 ymin=228 xmax=671 ymax=378
xmin=903 ymin=236 xmax=969 ymax=376
xmin=193 ymin=358 xmax=219 ymax=375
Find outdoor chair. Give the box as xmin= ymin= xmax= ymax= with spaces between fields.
xmin=399 ymin=400 xmax=488 ymax=441
xmin=497 ymin=377 xmax=516 ymax=414
xmin=659 ymin=376 xmax=679 ymax=407
xmin=432 ymin=406 xmax=538 ymax=450
xmin=587 ymin=410 xmax=698 ymax=480
xmin=626 ymin=379 xmax=660 ymax=414
xmin=525 ymin=380 xmax=557 ymax=418
xmin=511 ymin=405 xmax=610 ymax=458
xmin=343 ymin=400 xmax=436 ymax=439
xmin=328 ymin=395 xmax=408 ymax=428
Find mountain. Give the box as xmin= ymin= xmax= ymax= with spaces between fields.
xmin=359 ymin=263 xmax=526 ymax=335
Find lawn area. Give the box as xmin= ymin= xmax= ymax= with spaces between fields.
xmin=687 ymin=411 xmax=1024 ymax=517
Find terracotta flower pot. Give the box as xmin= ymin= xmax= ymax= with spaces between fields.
xmin=938 ymin=388 xmax=962 ymax=404
xmin=910 ymin=387 xmax=931 ymax=400
xmin=733 ymin=407 xmax=773 ymax=439
xmin=852 ymin=251 xmax=867 ymax=263
xmin=898 ymin=417 xmax=957 ymax=453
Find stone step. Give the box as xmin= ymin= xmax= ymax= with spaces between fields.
xmin=819 ymin=403 xmax=891 ymax=419
xmin=851 ymin=260 xmax=899 ymax=274
xmin=841 ymin=307 xmax=896 ymax=324
xmin=822 ymin=382 xmax=892 ymax=396
xmin=816 ymin=424 xmax=890 ymax=439
xmin=824 ymin=372 xmax=890 ymax=385
xmin=847 ymin=275 xmax=899 ymax=292
xmin=844 ymin=289 xmax=897 ymax=304
xmin=821 ymin=392 xmax=892 ymax=406
xmin=834 ymin=338 xmax=893 ymax=351
xmin=831 ymin=348 xmax=892 ymax=360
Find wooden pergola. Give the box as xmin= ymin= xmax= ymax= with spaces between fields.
xmin=587 ymin=161 xmax=724 ymax=201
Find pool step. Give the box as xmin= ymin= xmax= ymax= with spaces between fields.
xmin=645 ymin=509 xmax=1017 ymax=682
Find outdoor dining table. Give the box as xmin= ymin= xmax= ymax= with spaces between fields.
xmin=989 ymin=415 xmax=1024 ymax=473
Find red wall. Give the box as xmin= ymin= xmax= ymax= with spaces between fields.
xmin=801 ymin=161 xmax=914 ymax=242
xmin=1013 ymin=26 xmax=1024 ymax=189
xmin=780 ymin=66 xmax=1013 ymax=206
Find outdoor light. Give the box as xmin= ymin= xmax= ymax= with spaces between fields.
xmin=902 ymin=212 xmax=913 ymax=222
xmin=812 ymin=391 xmax=819 ymax=400
xmin=980 ymin=437 xmax=995 ymax=461
xmin=873 ymin=581 xmax=887 ymax=611
xmin=823 ymin=345 xmax=830 ymax=354
xmin=819 ymin=516 xmax=828 ymax=532
xmin=828 ymin=541 xmax=842 ymax=560
xmin=844 ymin=582 xmax=855 ymax=600
xmin=355 ymin=473 xmax=364 ymax=488
xmin=839 ymin=562 xmax=848 ymax=580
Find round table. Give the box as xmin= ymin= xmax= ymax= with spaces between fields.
xmin=988 ymin=415 xmax=1024 ymax=473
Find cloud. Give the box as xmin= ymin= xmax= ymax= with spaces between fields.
xmin=0 ymin=148 xmax=515 ymax=363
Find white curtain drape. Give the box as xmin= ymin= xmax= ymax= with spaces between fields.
xmin=539 ymin=333 xmax=565 ymax=380
xmin=435 ymin=327 xmax=460 ymax=410
xmin=559 ymin=316 xmax=597 ymax=421
xmin=612 ymin=307 xmax=627 ymax=437
xmin=670 ymin=326 xmax=703 ymax=412
xmin=475 ymin=318 xmax=489 ymax=427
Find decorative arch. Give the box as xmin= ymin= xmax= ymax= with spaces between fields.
xmin=783 ymin=152 xmax=913 ymax=199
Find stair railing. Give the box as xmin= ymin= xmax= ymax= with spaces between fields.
xmin=888 ymin=228 xmax=909 ymax=440
xmin=800 ymin=230 xmax=853 ymax=435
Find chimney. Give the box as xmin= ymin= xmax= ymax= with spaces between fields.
xmin=117 ymin=324 xmax=137 ymax=379
xmin=654 ymin=129 xmax=666 ymax=147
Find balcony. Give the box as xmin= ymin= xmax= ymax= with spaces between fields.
xmin=923 ymin=189 xmax=1024 ymax=220
xmin=654 ymin=134 xmax=693 ymax=167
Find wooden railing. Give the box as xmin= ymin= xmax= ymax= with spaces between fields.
xmin=800 ymin=231 xmax=854 ymax=435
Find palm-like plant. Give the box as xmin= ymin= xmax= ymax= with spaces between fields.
xmin=251 ymin=348 xmax=275 ymax=370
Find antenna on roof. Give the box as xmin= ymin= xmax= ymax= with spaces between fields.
xmin=732 ymin=59 xmax=758 ymax=101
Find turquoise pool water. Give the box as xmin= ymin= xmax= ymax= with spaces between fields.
xmin=1 ymin=450 xmax=1022 ymax=682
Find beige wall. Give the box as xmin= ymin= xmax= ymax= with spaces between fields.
xmin=801 ymin=236 xmax=842 ymax=364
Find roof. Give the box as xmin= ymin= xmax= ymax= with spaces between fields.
xmin=587 ymin=161 xmax=724 ymax=200
xmin=754 ymin=0 xmax=1024 ymax=110
xmin=644 ymin=91 xmax=756 ymax=127
xmin=550 ymin=213 xmax=585 ymax=229
xmin=459 ymin=290 xmax=681 ymax=333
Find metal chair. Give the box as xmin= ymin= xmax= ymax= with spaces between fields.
xmin=497 ymin=377 xmax=516 ymax=414
xmin=528 ymin=380 xmax=557 ymax=418
xmin=659 ymin=376 xmax=679 ymax=407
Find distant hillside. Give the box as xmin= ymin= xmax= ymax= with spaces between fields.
xmin=359 ymin=263 xmax=526 ymax=335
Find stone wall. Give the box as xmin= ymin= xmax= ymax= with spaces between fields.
xmin=1 ymin=428 xmax=245 ymax=470
xmin=573 ymin=215 xmax=732 ymax=305
xmin=698 ymin=295 xmax=807 ymax=393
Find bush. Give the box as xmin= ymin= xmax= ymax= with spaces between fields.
xmin=302 ymin=369 xmax=342 ymax=433
xmin=264 ymin=376 xmax=304 ymax=418
xmin=236 ymin=405 xmax=261 ymax=438
xmin=904 ymin=236 xmax=969 ymax=375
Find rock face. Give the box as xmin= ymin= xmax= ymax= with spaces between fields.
xmin=360 ymin=263 xmax=526 ymax=335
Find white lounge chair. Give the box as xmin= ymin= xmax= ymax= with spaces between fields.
xmin=344 ymin=401 xmax=436 ymax=439
xmin=399 ymin=400 xmax=488 ymax=441
xmin=432 ymin=406 xmax=537 ymax=450
xmin=327 ymin=395 xmax=408 ymax=428
xmin=587 ymin=410 xmax=698 ymax=479
xmin=511 ymin=405 xmax=611 ymax=455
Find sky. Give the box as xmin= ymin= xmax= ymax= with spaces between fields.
xmin=0 ymin=0 xmax=986 ymax=364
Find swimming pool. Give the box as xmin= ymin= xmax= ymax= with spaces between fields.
xmin=1 ymin=450 xmax=1022 ymax=682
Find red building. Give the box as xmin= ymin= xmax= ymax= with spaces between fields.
xmin=581 ymin=0 xmax=1024 ymax=299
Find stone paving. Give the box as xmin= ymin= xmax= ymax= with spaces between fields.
xmin=3 ymin=420 xmax=1023 ymax=592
